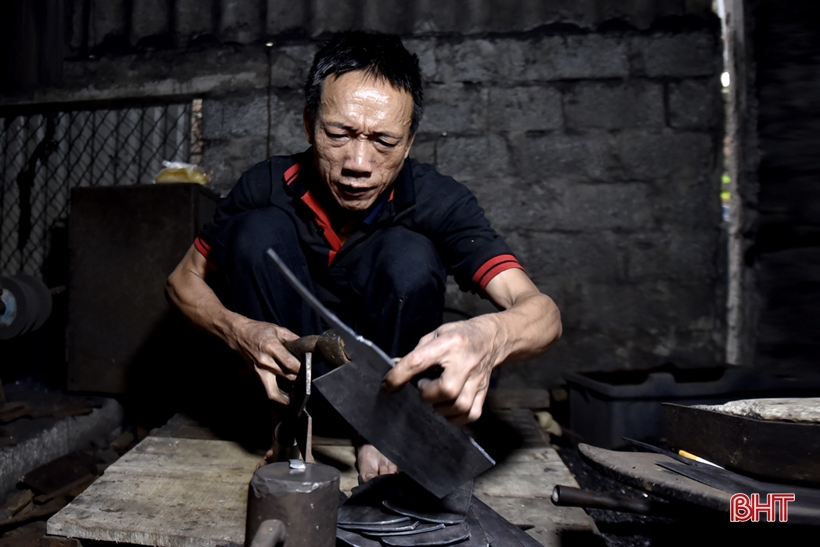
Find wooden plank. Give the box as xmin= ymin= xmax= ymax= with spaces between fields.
xmin=475 ymin=448 xmax=574 ymax=500
xmin=475 ymin=448 xmax=598 ymax=546
xmin=47 ymin=438 xmax=596 ymax=547
xmin=47 ymin=437 xmax=260 ymax=547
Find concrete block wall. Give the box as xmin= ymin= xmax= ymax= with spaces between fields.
xmin=199 ymin=30 xmax=725 ymax=386
xmin=7 ymin=0 xmax=725 ymax=387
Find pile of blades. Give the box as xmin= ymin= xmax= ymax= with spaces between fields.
xmin=336 ymin=474 xmax=542 ymax=547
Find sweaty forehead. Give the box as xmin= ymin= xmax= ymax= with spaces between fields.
xmin=318 ymin=71 xmax=413 ymax=132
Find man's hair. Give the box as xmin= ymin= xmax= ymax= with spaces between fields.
xmin=304 ymin=30 xmax=424 ymax=134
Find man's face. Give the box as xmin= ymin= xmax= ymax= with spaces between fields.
xmin=305 ymin=70 xmax=415 ymax=212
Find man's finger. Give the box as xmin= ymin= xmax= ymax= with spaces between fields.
xmin=382 ymin=338 xmax=450 ymax=391
xmin=415 ymin=366 xmax=472 ymax=405
xmin=268 ymin=344 xmax=301 ymax=375
xmin=259 ymin=373 xmax=290 ymax=405
xmin=255 ymin=356 xmax=298 ymax=381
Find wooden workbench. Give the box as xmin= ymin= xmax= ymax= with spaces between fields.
xmin=46 ymin=414 xmax=597 ymax=547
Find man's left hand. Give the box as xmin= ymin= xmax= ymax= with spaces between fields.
xmin=382 ymin=316 xmax=500 ymax=425
xmin=380 ymin=269 xmax=562 ymax=426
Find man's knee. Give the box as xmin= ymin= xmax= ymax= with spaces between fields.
xmin=227 ymin=208 xmax=297 ymax=268
xmin=359 ymin=228 xmax=446 ymax=300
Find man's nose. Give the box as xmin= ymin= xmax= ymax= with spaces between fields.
xmin=343 ymin=138 xmax=372 ymax=175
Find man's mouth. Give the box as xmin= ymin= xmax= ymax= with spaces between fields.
xmin=336 ymin=184 xmax=374 ymax=196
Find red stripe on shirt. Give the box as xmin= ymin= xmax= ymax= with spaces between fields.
xmin=194 ymin=236 xmax=211 ymax=259
xmin=284 ymin=163 xmax=300 ymax=185
xmin=301 ymin=190 xmax=342 ymax=252
xmin=472 ymin=254 xmax=524 ymax=291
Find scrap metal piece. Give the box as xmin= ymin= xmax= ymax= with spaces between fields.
xmin=267 ymin=249 xmax=494 ymax=498
xmin=338 ymin=475 xmax=410 ymax=527
xmin=381 ymin=522 xmax=469 ymax=546
xmin=338 ymin=504 xmax=409 ymax=527
xmin=336 ymin=528 xmax=382 ymax=547
xmin=469 ymin=498 xmax=544 ymax=547
xmin=460 ymin=505 xmax=490 ymax=547
xmin=360 ymin=522 xmax=443 ymax=538
xmin=382 ymin=477 xmax=473 ymax=524
xmin=338 ymin=520 xmax=419 ymax=534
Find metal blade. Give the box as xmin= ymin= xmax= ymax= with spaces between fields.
xmin=266 ymin=248 xmax=394 ymax=367
xmin=313 ymin=350 xmax=494 ymax=498
xmin=266 ymin=248 xmax=495 ymax=498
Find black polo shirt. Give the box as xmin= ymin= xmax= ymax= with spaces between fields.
xmin=195 ymin=148 xmax=523 ymax=301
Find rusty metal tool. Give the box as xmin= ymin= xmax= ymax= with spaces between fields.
xmin=267 ymin=331 xmax=349 ymax=463
xmin=266 ymin=249 xmax=494 ymax=498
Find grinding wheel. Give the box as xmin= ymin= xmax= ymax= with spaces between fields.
xmin=14 ymin=275 xmax=40 ymax=334
xmin=13 ymin=274 xmax=52 ymax=331
xmin=0 ymin=276 xmax=29 ymax=340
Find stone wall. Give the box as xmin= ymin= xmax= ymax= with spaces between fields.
xmin=1 ymin=0 xmax=726 ymax=386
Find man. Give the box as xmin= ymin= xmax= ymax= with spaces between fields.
xmin=166 ymin=31 xmax=561 ymax=480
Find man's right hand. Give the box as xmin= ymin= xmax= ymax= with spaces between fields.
xmin=166 ymin=244 xmax=303 ymax=406
xmin=232 ymin=318 xmax=302 ymax=405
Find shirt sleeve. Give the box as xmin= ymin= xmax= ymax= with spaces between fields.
xmin=196 ymin=158 xmax=282 ymax=268
xmin=414 ymin=170 xmax=524 ymax=293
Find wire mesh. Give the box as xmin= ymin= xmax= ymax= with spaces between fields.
xmin=0 ymin=101 xmax=195 ymax=278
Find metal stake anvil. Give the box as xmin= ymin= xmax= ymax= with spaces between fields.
xmin=266 ymin=331 xmax=350 ymax=463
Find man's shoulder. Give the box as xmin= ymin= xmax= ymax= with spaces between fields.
xmin=241 ymin=153 xmax=300 ymax=183
xmin=230 ymin=151 xmax=306 ymax=205
xmin=405 ymin=158 xmax=472 ymax=203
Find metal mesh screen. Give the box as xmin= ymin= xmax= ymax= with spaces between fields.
xmin=1 ymin=102 xmax=195 ymax=278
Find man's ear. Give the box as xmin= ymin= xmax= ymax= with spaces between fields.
xmin=303 ymin=107 xmax=315 ymax=145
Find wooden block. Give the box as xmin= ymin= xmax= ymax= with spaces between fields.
xmin=34 ymin=475 xmax=96 ymax=505
xmin=109 ymin=431 xmax=135 ymax=454
xmin=0 ymin=497 xmax=69 ymax=530
xmin=47 ymin=437 xmax=261 ymax=547
xmin=3 ymin=490 xmax=34 ymax=516
xmin=0 ymin=521 xmax=47 ymax=547
xmin=0 ymin=403 xmax=28 ymax=424
xmin=40 ymin=536 xmax=83 ymax=547
xmin=21 ymin=453 xmax=96 ymax=497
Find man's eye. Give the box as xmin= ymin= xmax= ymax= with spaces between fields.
xmin=326 ymin=132 xmax=346 ymax=139
xmin=377 ymin=139 xmax=398 ymax=148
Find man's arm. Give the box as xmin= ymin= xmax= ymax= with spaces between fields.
xmin=165 ymin=244 xmax=301 ymax=404
xmin=382 ymin=268 xmax=561 ymax=425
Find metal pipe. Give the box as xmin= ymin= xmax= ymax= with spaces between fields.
xmin=551 ymin=485 xmax=678 ymax=517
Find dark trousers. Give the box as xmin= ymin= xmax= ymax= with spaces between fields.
xmin=218 ymin=206 xmax=447 ymax=360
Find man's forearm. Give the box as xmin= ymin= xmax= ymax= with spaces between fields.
xmin=483 ymin=291 xmax=562 ymax=368
xmin=165 ymin=244 xmax=247 ymax=352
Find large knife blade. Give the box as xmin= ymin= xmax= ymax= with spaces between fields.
xmin=266 ymin=248 xmax=495 ymax=498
